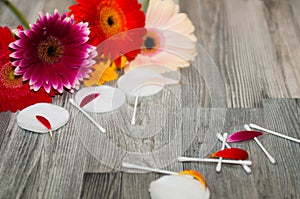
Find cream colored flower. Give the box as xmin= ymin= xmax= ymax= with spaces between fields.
xmin=127 ymin=0 xmax=197 ymax=73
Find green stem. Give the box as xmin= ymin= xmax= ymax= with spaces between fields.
xmin=141 ymin=0 xmax=150 ymax=13
xmin=2 ymin=0 xmax=30 ymax=29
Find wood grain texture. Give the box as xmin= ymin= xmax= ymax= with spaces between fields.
xmin=81 ymin=173 xmax=161 ymax=199
xmin=81 ymin=99 xmax=300 ymax=199
xmin=0 ymin=0 xmax=300 ymax=198
xmin=180 ymin=0 xmax=300 ymax=108
xmin=0 ymin=94 xmax=89 ymax=199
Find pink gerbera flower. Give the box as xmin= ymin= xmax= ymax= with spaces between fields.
xmin=0 ymin=26 xmax=52 ymax=112
xmin=9 ymin=10 xmax=97 ymax=93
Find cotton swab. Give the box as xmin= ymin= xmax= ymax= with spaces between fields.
xmin=216 ymin=133 xmax=228 ymax=172
xmin=244 ymin=124 xmax=276 ymax=164
xmin=69 ymin=99 xmax=106 ymax=133
xmin=130 ymin=82 xmax=164 ymax=126
xmin=129 ymin=78 xmax=179 ymax=126
xmin=216 ymin=133 xmax=252 ymax=174
xmin=177 ymin=157 xmax=252 ymax=166
xmin=131 ymin=92 xmax=140 ymax=125
xmin=249 ymin=123 xmax=300 ymax=144
xmin=122 ymin=162 xmax=177 ymax=175
xmin=216 ymin=133 xmax=231 ymax=149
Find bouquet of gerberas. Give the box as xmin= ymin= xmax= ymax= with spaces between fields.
xmin=0 ymin=0 xmax=196 ymax=112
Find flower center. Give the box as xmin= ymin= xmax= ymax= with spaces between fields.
xmin=141 ymin=30 xmax=162 ymax=56
xmin=99 ymin=6 xmax=126 ymax=37
xmin=0 ymin=62 xmax=23 ymax=88
xmin=107 ymin=16 xmax=114 ymax=26
xmin=38 ymin=37 xmax=64 ymax=64
xmin=144 ymin=37 xmax=156 ymax=50
xmin=8 ymin=70 xmax=15 ymax=80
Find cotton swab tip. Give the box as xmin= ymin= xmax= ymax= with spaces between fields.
xmin=216 ymin=133 xmax=228 ymax=172
xmin=245 ymin=124 xmax=276 ymax=164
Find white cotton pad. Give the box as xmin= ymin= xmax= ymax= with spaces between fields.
xmin=17 ymin=103 xmax=69 ymax=133
xmin=74 ymin=85 xmax=126 ymax=113
xmin=149 ymin=174 xmax=210 ymax=199
xmin=118 ymin=68 xmax=178 ymax=97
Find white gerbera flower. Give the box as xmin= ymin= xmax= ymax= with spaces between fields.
xmin=127 ymin=0 xmax=197 ymax=73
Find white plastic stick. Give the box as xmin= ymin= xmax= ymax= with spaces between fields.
xmin=69 ymin=99 xmax=106 ymax=133
xmin=129 ymin=82 xmax=164 ymax=126
xmin=49 ymin=130 xmax=53 ymax=140
xmin=216 ymin=133 xmax=252 ymax=174
xmin=122 ymin=162 xmax=177 ymax=175
xmin=177 ymin=157 xmax=252 ymax=166
xmin=244 ymin=125 xmax=276 ymax=164
xmin=216 ymin=133 xmax=231 ymax=148
xmin=216 ymin=133 xmax=228 ymax=172
xmin=131 ymin=93 xmax=139 ymax=125
xmin=249 ymin=123 xmax=300 ymax=144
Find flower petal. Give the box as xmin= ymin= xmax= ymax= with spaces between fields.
xmin=74 ymin=86 xmax=126 ymax=113
xmin=227 ymin=130 xmax=264 ymax=142
xmin=210 ymin=148 xmax=249 ymax=160
xmin=79 ymin=93 xmax=100 ymax=108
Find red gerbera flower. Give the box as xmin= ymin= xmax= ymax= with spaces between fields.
xmin=0 ymin=26 xmax=14 ymax=64
xmin=0 ymin=26 xmax=52 ymax=112
xmin=69 ymin=0 xmax=146 ymax=65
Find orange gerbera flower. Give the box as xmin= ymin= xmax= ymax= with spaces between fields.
xmin=69 ymin=0 xmax=146 ymax=65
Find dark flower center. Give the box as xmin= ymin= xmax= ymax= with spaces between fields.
xmin=38 ymin=37 xmax=64 ymax=64
xmin=99 ymin=7 xmax=124 ymax=37
xmin=107 ymin=16 xmax=114 ymax=26
xmin=144 ymin=37 xmax=156 ymax=50
xmin=47 ymin=46 xmax=56 ymax=56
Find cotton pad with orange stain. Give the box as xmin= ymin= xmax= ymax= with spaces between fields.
xmin=178 ymin=170 xmax=207 ymax=189
xmin=149 ymin=170 xmax=210 ymax=199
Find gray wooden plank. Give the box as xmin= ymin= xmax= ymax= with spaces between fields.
xmin=81 ymin=173 xmax=122 ymax=199
xmin=247 ymin=108 xmax=281 ymax=199
xmin=261 ymin=99 xmax=300 ymax=199
xmin=0 ymin=112 xmax=11 ymax=147
xmin=0 ymin=94 xmax=88 ymax=199
xmin=36 ymin=94 xmax=88 ymax=199
xmin=81 ymin=173 xmax=161 ymax=199
xmin=262 ymin=0 xmax=300 ymax=98
xmin=120 ymin=173 xmax=160 ymax=199
xmin=0 ymin=114 xmax=45 ymax=198
xmin=180 ymin=0 xmax=300 ymax=108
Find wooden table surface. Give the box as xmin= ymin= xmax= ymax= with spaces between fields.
xmin=1 ymin=0 xmax=300 ymax=198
